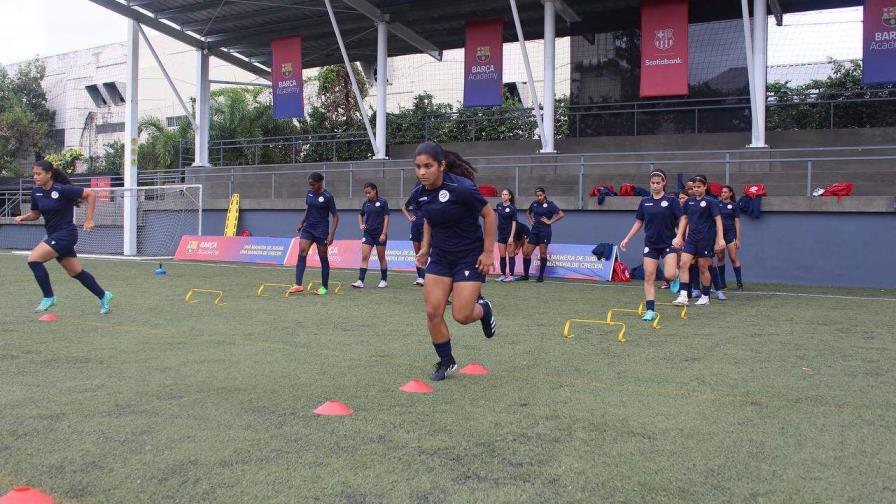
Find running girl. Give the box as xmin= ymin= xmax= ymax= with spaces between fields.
xmin=402 ymin=185 xmax=426 ymax=286
xmin=494 ymin=188 xmax=519 ymax=282
xmin=674 ymin=175 xmax=725 ymax=306
xmin=351 ymin=182 xmax=389 ymax=289
xmin=14 ymin=160 xmax=113 ymax=313
xmin=619 ymin=169 xmax=685 ymax=321
xmin=716 ymin=184 xmax=743 ymax=294
xmin=290 ymin=172 xmax=339 ymax=296
xmin=522 ymin=187 xmax=564 ymax=282
xmin=411 ymin=141 xmax=497 ymax=381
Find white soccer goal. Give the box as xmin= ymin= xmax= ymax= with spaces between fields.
xmin=72 ymin=184 xmax=202 ymax=259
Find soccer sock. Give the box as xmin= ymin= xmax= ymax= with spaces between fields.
xmin=28 ymin=261 xmax=54 ymax=298
xmin=681 ymin=282 xmax=691 ymax=297
xmin=710 ymin=265 xmax=722 ymax=291
xmin=734 ymin=266 xmax=743 ymax=284
xmin=416 ymin=266 xmax=425 ymax=279
xmin=718 ymin=265 xmax=727 ymax=288
xmin=499 ymin=256 xmax=507 ymax=276
xmin=523 ymin=258 xmax=531 ymax=276
xmin=702 ymin=283 xmax=711 ymax=296
xmin=508 ymin=256 xmax=516 ymax=276
xmin=645 ymin=300 xmax=655 ymax=311
xmin=295 ymin=255 xmax=307 ymax=285
xmin=320 ymin=255 xmax=330 ymax=289
xmin=689 ymin=264 xmax=699 ymax=287
xmin=538 ymin=257 xmax=548 ymax=279
xmin=380 ymin=268 xmax=388 ymax=281
xmin=73 ymin=270 xmax=105 ymax=300
xmin=433 ymin=340 xmax=454 ymax=364
xmin=358 ymin=267 xmax=367 ymax=281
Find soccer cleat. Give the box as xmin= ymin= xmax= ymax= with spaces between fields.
xmin=535 ymin=276 xmax=544 ymax=283
xmin=641 ymin=310 xmax=658 ymax=322
xmin=673 ymin=292 xmax=689 ymax=306
xmin=659 ymin=282 xmax=670 ymax=290
xmin=735 ymin=283 xmax=744 ymax=291
xmin=314 ymin=287 xmax=328 ymax=296
xmin=496 ymin=275 xmax=506 ymax=282
xmin=503 ymin=276 xmax=516 ymax=283
xmin=695 ymin=295 xmax=710 ymax=306
xmin=288 ymin=285 xmax=305 ymax=294
xmin=478 ymin=296 xmax=496 ymax=339
xmin=414 ymin=278 xmax=425 ymax=286
xmin=377 ymin=280 xmax=388 ymax=288
xmin=716 ymin=290 xmax=727 ymax=301
xmin=351 ymin=280 xmax=364 ymax=289
xmin=519 ymin=275 xmax=530 ymax=281
xmin=691 ymin=289 xmax=701 ymax=299
xmin=430 ymin=359 xmax=458 ymax=381
xmin=99 ymin=291 xmax=113 ymax=314
xmin=35 ymin=296 xmax=57 ymax=313
xmin=670 ymin=276 xmax=680 ymax=294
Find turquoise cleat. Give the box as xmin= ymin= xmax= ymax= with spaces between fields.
xmin=641 ymin=309 xmax=657 ymax=322
xmin=670 ymin=276 xmax=680 ymax=294
xmin=35 ymin=296 xmax=57 ymax=313
xmin=99 ymin=291 xmax=113 ymax=314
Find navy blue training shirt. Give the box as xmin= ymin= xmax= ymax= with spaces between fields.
xmin=360 ymin=197 xmax=389 ymax=234
xmin=413 ymin=171 xmax=488 ymax=260
xmin=31 ymin=183 xmax=84 ymax=235
xmin=684 ymin=196 xmax=720 ymax=242
xmin=717 ymin=199 xmax=740 ymax=235
xmin=635 ymin=194 xmax=683 ymax=248
xmin=304 ymin=189 xmax=337 ymax=231
xmin=495 ymin=202 xmax=518 ymax=236
xmin=404 ymin=189 xmax=423 ymax=220
xmin=529 ymin=200 xmax=561 ymax=233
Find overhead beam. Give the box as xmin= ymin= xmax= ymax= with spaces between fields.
xmin=769 ymin=0 xmax=784 ymax=26
xmin=546 ymin=0 xmax=581 ymax=25
xmin=341 ymin=0 xmax=442 ymax=61
xmin=127 ymin=0 xmax=160 ymax=6
xmin=180 ymin=6 xmax=297 ymax=31
xmin=154 ymin=0 xmax=226 ymax=19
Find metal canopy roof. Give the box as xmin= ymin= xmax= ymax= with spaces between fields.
xmin=88 ymin=0 xmax=861 ymax=81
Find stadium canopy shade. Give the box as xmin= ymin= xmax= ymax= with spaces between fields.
xmin=88 ymin=0 xmax=861 ymax=81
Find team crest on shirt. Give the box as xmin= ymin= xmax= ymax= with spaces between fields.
xmin=644 ymin=247 xmax=650 ymax=254
xmin=660 ymin=200 xmax=668 ymax=207
xmin=504 ymin=207 xmax=510 ymax=213
xmin=438 ymin=190 xmax=449 ymax=203
xmin=375 ymin=201 xmax=381 ymax=207
xmin=318 ymin=196 xmax=325 ymax=203
xmin=51 ymin=191 xmax=59 ymax=199
xmin=727 ymin=204 xmax=733 ymax=209
xmin=361 ymin=237 xmax=366 ymax=243
xmin=542 ymin=203 xmax=548 ymax=208
xmin=700 ymin=200 xmax=706 ymax=207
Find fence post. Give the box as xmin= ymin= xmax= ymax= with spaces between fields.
xmin=633 ymin=103 xmax=638 ymax=136
xmin=229 ymin=167 xmax=234 ymax=196
xmin=806 ymin=160 xmax=813 ymax=196
xmin=332 ymin=141 xmax=337 ymax=162
xmin=515 ymin=166 xmax=519 ymax=198
xmin=575 ymin=113 xmax=580 ymax=138
xmin=400 ymin=169 xmax=404 ymax=200
xmin=349 ymin=163 xmax=353 ymax=198
xmin=830 ymin=103 xmax=834 ymax=130
xmin=255 ymin=145 xmax=259 ymax=165
xmin=694 ymin=108 xmax=699 ymax=133
xmin=292 ymin=139 xmax=297 ymax=164
xmin=578 ymin=156 xmax=585 ymax=210
xmin=271 ymin=173 xmax=275 ymax=199
xmin=725 ymin=153 xmax=731 ymax=185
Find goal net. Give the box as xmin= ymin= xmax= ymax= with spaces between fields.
xmin=73 ymin=184 xmax=202 ymax=258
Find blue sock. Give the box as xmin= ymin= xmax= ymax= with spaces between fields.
xmin=28 ymin=261 xmax=54 ymax=298
xmin=73 ymin=270 xmax=105 ymax=299
xmin=702 ymin=283 xmax=711 ymax=296
xmin=295 ymin=255 xmax=307 ymax=285
xmin=433 ymin=340 xmax=454 ymax=363
xmin=689 ymin=264 xmax=699 ymax=286
xmin=538 ymin=258 xmax=548 ymax=278
xmin=681 ymin=282 xmax=691 ymax=297
xmin=416 ymin=266 xmax=425 ymax=279
xmin=499 ymin=257 xmax=507 ymax=275
xmin=380 ymin=268 xmax=388 ymax=281
xmin=508 ymin=256 xmax=516 ymax=276
xmin=320 ymin=255 xmax=330 ymax=289
xmin=646 ymin=300 xmax=655 ymax=311
xmin=523 ymin=258 xmax=531 ymax=276
xmin=718 ymin=266 xmax=727 ymax=288
xmin=359 ymin=267 xmax=367 ymax=281
xmin=710 ymin=265 xmax=722 ymax=291
xmin=734 ymin=266 xmax=743 ymax=284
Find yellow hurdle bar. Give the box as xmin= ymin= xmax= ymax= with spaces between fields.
xmin=638 ymin=301 xmax=687 ymax=320
xmin=306 ymin=280 xmax=342 ymax=294
xmin=562 ymin=319 xmax=627 ymax=343
xmin=256 ymin=283 xmax=294 ymax=298
xmin=184 ymin=288 xmax=225 ymax=305
xmin=607 ymin=308 xmax=661 ymax=330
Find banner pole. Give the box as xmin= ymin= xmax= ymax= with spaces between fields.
xmin=509 ymin=0 xmax=546 ymax=151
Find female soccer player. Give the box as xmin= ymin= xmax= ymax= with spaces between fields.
xmin=411 ymin=141 xmax=497 ymax=382
xmin=14 ymin=160 xmax=112 ymax=313
xmin=522 ymin=187 xmax=564 ymax=282
xmin=716 ymin=184 xmax=743 ymax=294
xmin=351 ymin=183 xmax=389 ymax=289
xmin=619 ymin=169 xmax=685 ymax=321
xmin=289 ymin=172 xmax=339 ymax=296
xmin=402 ymin=185 xmax=426 ymax=286
xmin=495 ymin=188 xmax=519 ymax=282
xmin=674 ymin=175 xmax=725 ymax=306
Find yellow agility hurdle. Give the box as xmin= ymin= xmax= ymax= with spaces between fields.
xmin=607 ymin=308 xmax=661 ymax=330
xmin=637 ymin=301 xmax=687 ymax=320
xmin=184 ymin=288 xmax=225 ymax=305
xmin=306 ymin=280 xmax=342 ymax=294
xmin=256 ymin=283 xmax=294 ymax=298
xmin=562 ymin=319 xmax=627 ymax=343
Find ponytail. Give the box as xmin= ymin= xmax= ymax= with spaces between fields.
xmin=34 ymin=159 xmax=73 ymax=185
xmin=414 ymin=141 xmax=477 ymax=182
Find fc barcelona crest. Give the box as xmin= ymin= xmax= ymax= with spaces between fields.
xmin=884 ymin=6 xmax=896 ymax=28
xmin=476 ymin=46 xmax=491 ymax=63
xmin=654 ymin=28 xmax=674 ymax=51
xmin=281 ymin=62 xmax=294 ymax=78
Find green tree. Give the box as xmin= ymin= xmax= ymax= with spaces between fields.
xmin=45 ymin=148 xmax=84 ymax=174
xmin=138 ymin=116 xmax=184 ymax=170
xmin=0 ymin=59 xmax=55 ymax=175
xmin=299 ymin=64 xmax=372 ymax=162
xmin=88 ymin=139 xmax=124 ymax=174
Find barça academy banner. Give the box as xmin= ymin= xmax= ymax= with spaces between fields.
xmin=640 ymin=0 xmax=689 ymax=98
xmin=863 ymin=0 xmax=896 ymax=84
xmin=176 ymin=236 xmax=614 ymax=281
xmin=271 ymin=36 xmax=304 ymax=119
xmin=463 ymin=19 xmax=504 ymax=107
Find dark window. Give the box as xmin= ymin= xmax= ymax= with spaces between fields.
xmin=166 ymin=115 xmax=189 ymax=128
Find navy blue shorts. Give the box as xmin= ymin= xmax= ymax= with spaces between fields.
xmin=497 ymin=231 xmax=511 ymax=245
xmin=409 ymin=222 xmax=423 ymax=243
xmin=683 ymin=238 xmax=714 ymax=258
xmin=514 ymin=223 xmax=530 ymax=243
xmin=528 ymin=229 xmax=551 ymax=246
xmin=426 ymin=251 xmax=485 ymax=283
xmin=43 ymin=232 xmax=78 ymax=261
xmin=724 ymin=233 xmax=737 ymax=246
xmin=643 ymin=246 xmax=672 ymax=260
xmin=362 ymin=230 xmax=387 ymax=247
xmin=300 ymin=227 xmax=328 ymax=246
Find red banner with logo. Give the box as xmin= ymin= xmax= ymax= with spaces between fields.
xmin=863 ymin=0 xmax=896 ymax=84
xmin=463 ymin=19 xmax=504 ymax=107
xmin=90 ymin=176 xmax=111 ymax=202
xmin=640 ymin=0 xmax=689 ymax=98
xmin=271 ymin=36 xmax=304 ymax=119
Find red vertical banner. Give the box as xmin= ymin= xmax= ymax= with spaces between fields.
xmin=640 ymin=0 xmax=689 ymax=98
xmin=271 ymin=36 xmax=304 ymax=119
xmin=90 ymin=176 xmax=111 ymax=202
xmin=464 ymin=19 xmax=504 ymax=107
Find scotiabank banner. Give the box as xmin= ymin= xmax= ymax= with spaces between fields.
xmin=176 ymin=236 xmax=613 ymax=281
xmin=463 ymin=19 xmax=504 ymax=107
xmin=863 ymin=0 xmax=896 ymax=84
xmin=271 ymin=36 xmax=304 ymax=119
xmin=640 ymin=0 xmax=689 ymax=98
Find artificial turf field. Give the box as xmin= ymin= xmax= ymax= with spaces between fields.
xmin=1 ymin=251 xmax=895 ymax=504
